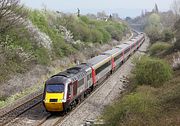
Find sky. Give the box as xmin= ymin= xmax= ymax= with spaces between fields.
xmin=21 ymin=0 xmax=173 ymax=18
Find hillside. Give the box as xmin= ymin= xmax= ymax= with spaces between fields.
xmin=0 ymin=1 xmax=129 ymax=108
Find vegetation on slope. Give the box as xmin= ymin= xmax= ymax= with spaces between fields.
xmin=102 ymin=73 xmax=180 ymax=126
xmin=0 ymin=7 xmax=128 ymax=84
xmin=102 ymin=55 xmax=180 ymax=126
xmin=29 ymin=10 xmax=127 ymax=44
xmin=144 ymin=13 xmax=174 ymax=44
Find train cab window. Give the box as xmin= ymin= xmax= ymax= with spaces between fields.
xmin=46 ymin=84 xmax=64 ymax=93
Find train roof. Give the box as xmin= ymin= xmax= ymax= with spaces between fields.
xmin=46 ymin=75 xmax=71 ymax=85
xmin=130 ymin=38 xmax=137 ymax=41
xmin=87 ymin=54 xmax=111 ymax=69
xmin=124 ymin=41 xmax=135 ymax=45
xmin=116 ymin=43 xmax=130 ymax=50
xmin=49 ymin=64 xmax=90 ymax=83
xmin=102 ymin=48 xmax=123 ymax=56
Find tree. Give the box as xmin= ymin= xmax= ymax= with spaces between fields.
xmin=145 ymin=13 xmax=162 ymax=43
xmin=171 ymin=0 xmax=180 ymax=20
xmin=77 ymin=8 xmax=80 ymax=17
xmin=0 ymin=0 xmax=27 ymax=34
xmin=154 ymin=3 xmax=159 ymax=13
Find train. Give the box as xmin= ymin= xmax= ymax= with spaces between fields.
xmin=43 ymin=33 xmax=145 ymax=113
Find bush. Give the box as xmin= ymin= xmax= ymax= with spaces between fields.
xmin=103 ymin=86 xmax=159 ymax=126
xmin=173 ymin=40 xmax=180 ymax=51
xmin=162 ymin=29 xmax=174 ymax=42
xmin=55 ymin=14 xmax=126 ymax=43
xmin=103 ymin=75 xmax=180 ymax=126
xmin=34 ymin=47 xmax=50 ymax=65
xmin=29 ymin=10 xmax=78 ymax=58
xmin=90 ymin=29 xmax=103 ymax=43
xmin=145 ymin=27 xmax=162 ymax=43
xmin=134 ymin=56 xmax=172 ymax=87
xmin=149 ymin=42 xmax=172 ymax=56
xmin=98 ymin=28 xmax=111 ymax=43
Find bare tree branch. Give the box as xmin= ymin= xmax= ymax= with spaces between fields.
xmin=0 ymin=0 xmax=27 ymax=34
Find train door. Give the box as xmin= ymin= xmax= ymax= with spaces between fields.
xmin=91 ymin=67 xmax=96 ymax=85
xmin=67 ymin=83 xmax=73 ymax=101
xmin=111 ymin=56 xmax=115 ymax=71
xmin=73 ymin=80 xmax=78 ymax=97
xmin=123 ymin=50 xmax=125 ymax=63
xmin=84 ymin=73 xmax=88 ymax=89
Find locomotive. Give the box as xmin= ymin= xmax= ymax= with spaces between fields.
xmin=43 ymin=33 xmax=145 ymax=112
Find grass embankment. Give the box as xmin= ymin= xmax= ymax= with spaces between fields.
xmin=102 ymin=54 xmax=180 ymax=125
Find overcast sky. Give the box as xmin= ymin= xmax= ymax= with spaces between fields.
xmin=21 ymin=0 xmax=173 ymax=18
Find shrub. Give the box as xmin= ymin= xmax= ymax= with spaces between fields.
xmin=173 ymin=40 xmax=180 ymax=51
xmin=54 ymin=14 xmax=126 ymax=43
xmin=80 ymin=16 xmax=90 ymax=24
xmin=105 ymin=24 xmax=123 ymax=41
xmin=145 ymin=27 xmax=162 ymax=43
xmin=98 ymin=28 xmax=111 ymax=43
xmin=90 ymin=29 xmax=103 ymax=43
xmin=162 ymin=29 xmax=174 ymax=42
xmin=103 ymin=86 xmax=159 ymax=126
xmin=34 ymin=47 xmax=50 ymax=65
xmin=134 ymin=56 xmax=172 ymax=87
xmin=149 ymin=42 xmax=172 ymax=56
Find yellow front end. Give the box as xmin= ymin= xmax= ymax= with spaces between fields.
xmin=44 ymin=92 xmax=64 ymax=112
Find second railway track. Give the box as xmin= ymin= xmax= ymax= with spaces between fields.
xmin=0 ymin=93 xmax=43 ymax=126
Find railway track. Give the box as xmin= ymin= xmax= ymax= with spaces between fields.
xmin=0 ymin=93 xmax=43 ymax=126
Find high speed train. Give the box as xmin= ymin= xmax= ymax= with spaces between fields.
xmin=43 ymin=33 xmax=145 ymax=113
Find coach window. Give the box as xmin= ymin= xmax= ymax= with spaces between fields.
xmin=114 ymin=53 xmax=123 ymax=61
xmin=95 ymin=61 xmax=110 ymax=74
xmin=125 ymin=48 xmax=130 ymax=54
